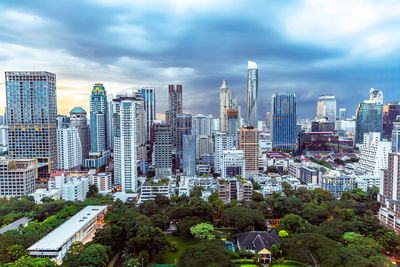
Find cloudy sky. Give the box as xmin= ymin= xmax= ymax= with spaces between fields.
xmin=0 ymin=0 xmax=399 ymax=119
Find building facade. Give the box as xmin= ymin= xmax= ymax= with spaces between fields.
xmin=239 ymin=126 xmax=259 ymax=176
xmin=183 ymin=135 xmax=196 ymax=176
xmin=90 ymin=83 xmax=108 ymax=153
xmin=192 ymin=114 xmax=213 ymax=137
xmin=317 ymin=94 xmax=336 ymax=122
xmin=0 ymin=159 xmax=36 ymax=197
xmin=271 ymin=93 xmax=297 ymax=150
xmin=227 ymin=110 xmax=239 ymax=148
xmin=383 ymin=101 xmax=400 ymax=139
xmin=57 ymin=126 xmax=82 ymax=170
xmin=154 ymin=124 xmax=172 ymax=177
xmin=69 ymin=107 xmax=90 ymax=159
xmin=140 ymin=88 xmax=156 ymax=143
xmin=247 ymin=61 xmax=258 ymax=126
xmin=214 ymin=132 xmax=234 ymax=174
xmin=219 ymin=80 xmax=232 ymax=132
xmin=166 ymin=84 xmax=182 ymax=148
xmin=220 ymin=150 xmax=246 ymax=179
xmin=6 ymin=71 xmax=57 ymax=182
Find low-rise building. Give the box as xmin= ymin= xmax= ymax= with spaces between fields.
xmin=220 ymin=150 xmax=246 ymax=179
xmin=0 ymin=159 xmax=36 ymax=197
xmin=299 ymin=166 xmax=319 ymax=184
xmin=61 ymin=177 xmax=90 ymax=201
xmin=31 ymin=188 xmax=61 ymax=203
xmin=91 ymin=172 xmax=112 ymax=194
xmin=217 ymin=178 xmax=253 ymax=203
xmin=322 ymin=171 xmax=356 ymax=198
xmin=27 ymin=206 xmax=107 ymax=263
xmin=139 ymin=178 xmax=171 ymax=203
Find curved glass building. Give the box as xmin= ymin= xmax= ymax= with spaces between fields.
xmin=247 ymin=61 xmax=258 ymax=127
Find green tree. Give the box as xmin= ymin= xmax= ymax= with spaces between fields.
xmin=278 ymin=214 xmax=312 ymax=234
xmin=179 ymin=240 xmax=232 ymax=267
xmin=63 ymin=243 xmax=110 ymax=267
xmin=301 ymin=203 xmax=329 ymax=225
xmin=125 ymin=226 xmax=169 ymax=257
xmin=150 ymin=214 xmax=170 ymax=231
xmin=4 ymin=256 xmax=56 ymax=267
xmin=190 ymin=186 xmax=203 ymax=198
xmin=220 ymin=206 xmax=264 ymax=231
xmin=278 ymin=230 xmax=289 ymax=238
xmin=281 ymin=182 xmax=295 ymax=197
xmin=86 ymin=184 xmax=99 ymax=198
xmin=189 ymin=222 xmax=215 ymax=240
xmin=138 ymin=200 xmax=159 ymax=216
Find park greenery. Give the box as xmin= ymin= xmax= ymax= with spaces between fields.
xmin=0 ymin=184 xmax=399 ymax=266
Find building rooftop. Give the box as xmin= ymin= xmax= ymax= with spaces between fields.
xmin=70 ymin=107 xmax=87 ymax=114
xmin=27 ymin=206 xmax=107 ymax=251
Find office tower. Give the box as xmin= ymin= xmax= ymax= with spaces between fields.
xmin=140 ymin=88 xmax=156 ymax=143
xmin=113 ymin=95 xmax=141 ymax=193
xmin=355 ymin=89 xmax=383 ymax=144
xmin=154 ymin=124 xmax=172 ymax=177
xmin=196 ymin=135 xmax=213 ymax=158
xmin=176 ymin=114 xmax=192 ymax=152
xmin=271 ymin=93 xmax=297 ymax=150
xmin=107 ymin=95 xmax=114 ymax=150
xmin=57 ymin=125 xmax=82 ymax=171
xmin=378 ymin=152 xmax=400 ymax=232
xmin=0 ymin=159 xmax=36 ymax=197
xmin=70 ymin=107 xmax=90 ymax=159
xmin=356 ymin=132 xmax=391 ymax=176
xmin=214 ymin=133 xmax=234 ymax=173
xmin=6 ymin=71 xmax=57 ymax=182
xmin=166 ymin=84 xmax=182 ymax=147
xmin=192 ymin=114 xmax=213 ymax=137
xmin=219 ymin=80 xmax=232 ymax=132
xmin=266 ymin=112 xmax=272 ymax=129
xmin=339 ymin=108 xmax=346 ymax=121
xmin=0 ymin=126 xmax=7 ymax=153
xmin=383 ymin=102 xmax=400 ymax=139
xmin=231 ymin=98 xmax=242 ymax=127
xmin=227 ymin=110 xmax=239 ymax=148
xmin=239 ymin=126 xmax=259 ymax=176
xmin=392 ymin=116 xmax=400 ymax=152
xmin=183 ymin=135 xmax=196 ymax=176
xmin=90 ymin=83 xmax=108 ymax=153
xmin=220 ymin=150 xmax=246 ymax=179
xmin=247 ymin=61 xmax=258 ymax=126
xmin=317 ymin=95 xmax=336 ymax=122
xmin=213 ymin=119 xmax=220 ymax=133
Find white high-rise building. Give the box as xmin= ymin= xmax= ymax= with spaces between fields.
xmin=192 ymin=114 xmax=213 ymax=137
xmin=219 ymin=80 xmax=232 ymax=133
xmin=317 ymin=95 xmax=336 ymax=122
xmin=196 ymin=135 xmax=213 ymax=158
xmin=220 ymin=150 xmax=246 ymax=179
xmin=113 ymin=95 xmax=141 ymax=193
xmin=61 ymin=177 xmax=90 ymax=201
xmin=57 ymin=126 xmax=82 ymax=170
xmin=247 ymin=61 xmax=258 ymax=126
xmin=0 ymin=125 xmax=7 ymax=152
xmin=356 ymin=132 xmax=391 ymax=176
xmin=214 ymin=133 xmax=234 ymax=173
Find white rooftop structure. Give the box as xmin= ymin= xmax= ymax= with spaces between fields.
xmin=28 ymin=205 xmax=107 ymax=263
xmin=248 ymin=61 xmax=258 ymax=69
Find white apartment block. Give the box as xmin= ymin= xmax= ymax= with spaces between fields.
xmin=61 ymin=177 xmax=90 ymax=201
xmin=214 ymin=133 xmax=234 ymax=173
xmin=57 ymin=126 xmax=82 ymax=170
xmin=220 ymin=150 xmax=246 ymax=179
xmin=192 ymin=114 xmax=213 ymax=137
xmin=356 ymin=132 xmax=391 ymax=176
xmin=217 ymin=178 xmax=253 ymax=203
xmin=0 ymin=125 xmax=8 ymax=152
xmin=91 ymin=172 xmax=112 ymax=194
xmin=139 ymin=178 xmax=171 ymax=203
xmin=31 ymin=188 xmax=61 ymax=203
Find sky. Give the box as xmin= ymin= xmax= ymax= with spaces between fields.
xmin=0 ymin=0 xmax=399 ymax=119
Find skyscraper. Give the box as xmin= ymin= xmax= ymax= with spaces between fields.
xmin=192 ymin=114 xmax=213 ymax=137
xmin=355 ymin=89 xmax=383 ymax=144
xmin=382 ymin=101 xmax=400 ymax=139
xmin=247 ymin=61 xmax=258 ymax=126
xmin=239 ymin=126 xmax=259 ymax=176
xmin=57 ymin=124 xmax=82 ymax=171
xmin=214 ymin=133 xmax=234 ymax=173
xmin=90 ymin=83 xmax=108 ymax=153
xmin=339 ymin=108 xmax=346 ymax=120
xmin=70 ymin=107 xmax=90 ymax=159
xmin=166 ymin=84 xmax=182 ymax=147
xmin=227 ymin=110 xmax=239 ymax=148
xmin=219 ymin=80 xmax=232 ymax=132
xmin=140 ymin=88 xmax=156 ymax=143
xmin=154 ymin=124 xmax=172 ymax=177
xmin=317 ymin=95 xmax=336 ymax=122
xmin=183 ymin=135 xmax=196 ymax=176
xmin=176 ymin=114 xmax=192 ymax=152
xmin=113 ymin=94 xmax=141 ymax=193
xmin=271 ymin=93 xmax=297 ymax=150
xmin=6 ymin=71 xmax=57 ymax=182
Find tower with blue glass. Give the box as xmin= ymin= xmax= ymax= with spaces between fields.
xmin=6 ymin=71 xmax=57 ymax=183
xmin=90 ymin=83 xmax=108 ymax=153
xmin=271 ymin=93 xmax=297 ymax=150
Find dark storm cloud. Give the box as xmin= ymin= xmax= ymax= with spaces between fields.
xmin=0 ymin=0 xmax=399 ymax=119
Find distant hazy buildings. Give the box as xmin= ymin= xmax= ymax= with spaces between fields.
xmin=70 ymin=107 xmax=90 ymax=159
xmin=392 ymin=116 xmax=400 ymax=152
xmin=219 ymin=80 xmax=232 ymax=132
xmin=227 ymin=110 xmax=239 ymax=148
xmin=355 ymin=89 xmax=383 ymax=144
xmin=339 ymin=108 xmax=346 ymax=120
xmin=317 ymin=95 xmax=336 ymax=122
xmin=139 ymin=88 xmax=156 ymax=143
xmin=271 ymin=93 xmax=297 ymax=150
xmin=192 ymin=114 xmax=213 ymax=137
xmin=247 ymin=61 xmax=258 ymax=126
xmin=166 ymin=84 xmax=182 ymax=148
xmin=6 ymin=71 xmax=57 ymax=182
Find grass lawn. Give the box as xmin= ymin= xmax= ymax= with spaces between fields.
xmin=271 ymin=260 xmax=311 ymax=267
xmin=152 ymin=235 xmax=199 ymax=264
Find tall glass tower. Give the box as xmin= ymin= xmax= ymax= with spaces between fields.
xmin=355 ymin=89 xmax=383 ymax=144
xmin=271 ymin=93 xmax=297 ymax=150
xmin=247 ymin=61 xmax=258 ymax=127
xmin=90 ymin=83 xmax=108 ymax=153
xmin=6 ymin=71 xmax=57 ymax=182
xmin=317 ymin=95 xmax=336 ymax=122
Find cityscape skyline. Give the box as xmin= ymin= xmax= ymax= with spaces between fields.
xmin=0 ymin=0 xmax=399 ymax=118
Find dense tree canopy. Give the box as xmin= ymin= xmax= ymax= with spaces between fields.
xmin=179 ymin=240 xmax=233 ymax=267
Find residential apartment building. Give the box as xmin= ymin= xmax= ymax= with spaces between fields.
xmin=239 ymin=126 xmax=259 ymax=176
xmin=0 ymin=159 xmax=36 ymax=197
